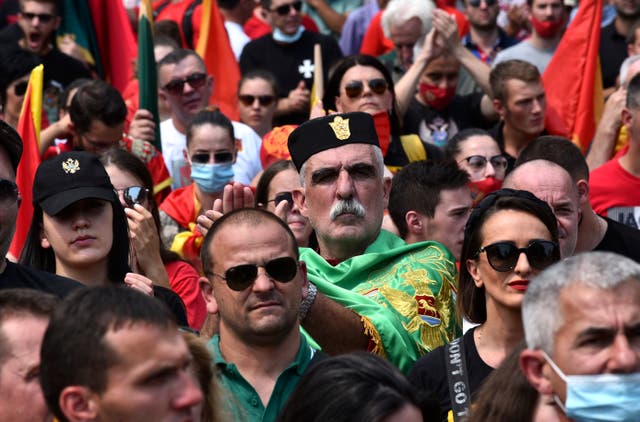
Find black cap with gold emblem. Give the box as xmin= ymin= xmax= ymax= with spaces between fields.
xmin=33 ymin=151 xmax=117 ymax=216
xmin=287 ymin=112 xmax=380 ymax=171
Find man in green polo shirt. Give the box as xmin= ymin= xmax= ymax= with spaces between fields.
xmin=199 ymin=208 xmax=318 ymax=421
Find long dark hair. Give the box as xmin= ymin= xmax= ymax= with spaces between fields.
xmin=254 ymin=160 xmax=296 ymax=207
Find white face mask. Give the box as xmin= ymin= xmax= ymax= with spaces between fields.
xmin=541 ymin=350 xmax=640 ymax=422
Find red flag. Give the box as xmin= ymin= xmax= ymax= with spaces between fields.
xmin=87 ymin=0 xmax=137 ymax=93
xmin=9 ymin=65 xmax=43 ymax=259
xmin=542 ymin=0 xmax=604 ymax=154
xmin=197 ymin=0 xmax=240 ymax=120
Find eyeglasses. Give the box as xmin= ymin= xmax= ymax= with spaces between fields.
xmin=0 ymin=179 xmax=19 ymax=202
xmin=267 ymin=192 xmax=294 ymax=208
xmin=238 ymin=94 xmax=276 ymax=107
xmin=271 ymin=1 xmax=302 ymax=16
xmin=162 ymin=72 xmax=207 ymax=95
xmin=13 ymin=81 xmax=28 ymax=97
xmin=344 ymin=78 xmax=388 ymax=98
xmin=190 ymin=152 xmax=234 ymax=164
xmin=114 ymin=186 xmax=150 ymax=208
xmin=475 ymin=240 xmax=559 ymax=272
xmin=394 ymin=42 xmax=415 ymax=50
xmin=208 ymin=256 xmax=299 ymax=291
xmin=21 ymin=11 xmax=55 ymax=23
xmin=468 ymin=0 xmax=497 ymax=7
xmin=460 ymin=155 xmax=508 ymax=172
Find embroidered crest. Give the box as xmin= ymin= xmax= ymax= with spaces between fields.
xmin=62 ymin=158 xmax=80 ymax=174
xmin=328 ymin=116 xmax=351 ymax=140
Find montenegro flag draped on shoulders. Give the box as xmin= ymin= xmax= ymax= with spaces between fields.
xmin=9 ymin=65 xmax=43 ymax=260
xmin=542 ymin=0 xmax=604 ymax=154
xmin=197 ymin=0 xmax=241 ymax=120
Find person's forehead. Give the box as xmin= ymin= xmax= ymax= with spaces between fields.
xmin=160 ymin=55 xmax=205 ymax=82
xmin=437 ymin=187 xmax=472 ymax=210
xmin=104 ymin=323 xmax=185 ymax=366
xmin=270 ymin=0 xmax=294 ymax=9
xmin=531 ymin=0 xmax=562 ymax=8
xmin=188 ymin=124 xmax=234 ymax=150
xmin=21 ymin=0 xmax=57 ymax=14
xmin=212 ymin=219 xmax=295 ymax=264
xmin=423 ymin=57 xmax=460 ymax=76
xmin=505 ymin=79 xmax=544 ymax=101
xmin=341 ymin=65 xmax=385 ymax=84
xmin=459 ymin=135 xmax=500 ymax=157
xmin=305 ymin=143 xmax=377 ymax=171
xmin=389 ymin=16 xmax=423 ymax=37
xmin=239 ymin=78 xmax=275 ymax=94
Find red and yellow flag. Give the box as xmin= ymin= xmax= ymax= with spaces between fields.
xmin=9 ymin=64 xmax=43 ymax=259
xmin=542 ymin=0 xmax=604 ymax=153
xmin=196 ymin=0 xmax=240 ymax=120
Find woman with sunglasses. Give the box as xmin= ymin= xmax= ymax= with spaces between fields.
xmin=0 ymin=46 xmax=41 ymax=129
xmin=159 ymin=109 xmax=237 ymax=270
xmin=20 ymin=151 xmax=189 ymax=326
xmin=238 ymin=70 xmax=279 ymax=138
xmin=255 ymin=160 xmax=316 ymax=248
xmin=409 ymin=189 xmax=560 ymax=421
xmin=445 ymin=128 xmax=507 ymax=200
xmin=101 ymin=148 xmax=207 ymax=329
xmin=323 ymin=54 xmax=443 ymax=172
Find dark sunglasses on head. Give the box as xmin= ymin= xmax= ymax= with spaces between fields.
xmin=239 ymin=94 xmax=276 ymax=107
xmin=191 ymin=151 xmax=234 ymax=164
xmin=271 ymin=0 xmax=302 ymax=16
xmin=476 ymin=240 xmax=559 ymax=272
xmin=468 ymin=0 xmax=497 ymax=7
xmin=268 ymin=192 xmax=294 ymax=208
xmin=162 ymin=72 xmax=207 ymax=95
xmin=13 ymin=81 xmax=28 ymax=97
xmin=0 ymin=178 xmax=19 ymax=202
xmin=114 ymin=186 xmax=149 ymax=208
xmin=461 ymin=155 xmax=508 ymax=171
xmin=209 ymin=256 xmax=299 ymax=291
xmin=21 ymin=11 xmax=55 ymax=23
xmin=344 ymin=78 xmax=388 ymax=99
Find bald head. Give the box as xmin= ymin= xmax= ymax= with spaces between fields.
xmin=504 ymin=160 xmax=580 ymax=258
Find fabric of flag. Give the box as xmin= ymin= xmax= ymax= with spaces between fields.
xmin=138 ymin=0 xmax=162 ymax=152
xmin=542 ymin=0 xmax=603 ymax=154
xmin=196 ymin=0 xmax=240 ymax=120
xmin=9 ymin=65 xmax=43 ymax=259
xmin=58 ymin=0 xmax=137 ymax=93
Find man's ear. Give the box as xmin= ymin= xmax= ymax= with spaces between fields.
xmin=59 ymin=386 xmax=99 ymax=422
xmin=405 ymin=211 xmax=427 ymax=236
xmin=382 ymin=175 xmax=391 ymax=208
xmin=622 ymin=107 xmax=633 ymax=129
xmin=576 ymin=179 xmax=589 ymax=206
xmin=299 ymin=260 xmax=309 ymax=300
xmin=199 ymin=277 xmax=219 ymax=315
xmin=292 ymin=188 xmax=308 ymax=218
xmin=493 ymin=98 xmax=506 ymax=119
xmin=520 ymin=349 xmax=555 ymax=396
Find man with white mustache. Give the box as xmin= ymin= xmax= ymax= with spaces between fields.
xmin=288 ymin=111 xmax=460 ymax=373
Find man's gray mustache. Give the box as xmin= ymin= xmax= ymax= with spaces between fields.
xmin=330 ymin=199 xmax=366 ymax=220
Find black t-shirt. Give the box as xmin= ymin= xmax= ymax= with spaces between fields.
xmin=409 ymin=327 xmax=493 ymax=422
xmin=0 ymin=261 xmax=82 ymax=297
xmin=384 ymin=133 xmax=444 ymax=169
xmin=594 ymin=217 xmax=640 ymax=263
xmin=599 ymin=22 xmax=627 ymax=90
xmin=239 ymin=30 xmax=343 ymax=125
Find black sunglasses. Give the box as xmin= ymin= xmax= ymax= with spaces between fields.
xmin=21 ymin=11 xmax=55 ymax=23
xmin=460 ymin=155 xmax=508 ymax=171
xmin=0 ymin=178 xmax=19 ymax=202
xmin=162 ymin=72 xmax=207 ymax=95
xmin=209 ymin=256 xmax=299 ymax=291
xmin=114 ymin=186 xmax=150 ymax=208
xmin=267 ymin=192 xmax=294 ymax=208
xmin=13 ymin=81 xmax=28 ymax=97
xmin=239 ymin=94 xmax=276 ymax=107
xmin=476 ymin=240 xmax=559 ymax=272
xmin=191 ymin=152 xmax=234 ymax=164
xmin=344 ymin=78 xmax=388 ymax=99
xmin=271 ymin=0 xmax=302 ymax=16
xmin=468 ymin=0 xmax=497 ymax=6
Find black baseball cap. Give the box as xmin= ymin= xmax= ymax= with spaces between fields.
xmin=0 ymin=120 xmax=23 ymax=173
xmin=33 ymin=151 xmax=117 ymax=216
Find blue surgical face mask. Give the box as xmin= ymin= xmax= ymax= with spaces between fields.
xmin=190 ymin=162 xmax=233 ymax=193
xmin=542 ymin=350 xmax=640 ymax=422
xmin=272 ymin=26 xmax=304 ymax=43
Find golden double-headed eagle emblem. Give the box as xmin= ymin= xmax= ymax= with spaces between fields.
xmin=62 ymin=158 xmax=80 ymax=174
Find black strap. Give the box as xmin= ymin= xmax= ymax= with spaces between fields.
xmin=444 ymin=337 xmax=472 ymax=421
xmin=153 ymin=0 xmax=172 ymax=19
xmin=183 ymin=0 xmax=202 ymax=49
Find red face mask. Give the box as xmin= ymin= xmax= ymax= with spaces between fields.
xmin=372 ymin=110 xmax=391 ymax=156
xmin=468 ymin=177 xmax=503 ymax=205
xmin=419 ymin=82 xmax=456 ymax=111
xmin=530 ymin=15 xmax=565 ymax=39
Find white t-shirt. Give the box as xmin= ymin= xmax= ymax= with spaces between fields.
xmin=224 ymin=21 xmax=251 ymax=61
xmin=160 ymin=118 xmax=263 ymax=189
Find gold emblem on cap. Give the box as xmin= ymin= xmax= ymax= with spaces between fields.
xmin=62 ymin=158 xmax=80 ymax=174
xmin=328 ymin=116 xmax=350 ymax=140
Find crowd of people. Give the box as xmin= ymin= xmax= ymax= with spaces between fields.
xmin=1 ymin=0 xmax=640 ymax=421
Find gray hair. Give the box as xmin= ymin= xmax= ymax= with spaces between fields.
xmin=299 ymin=145 xmax=385 ymax=188
xmin=619 ymin=54 xmax=640 ymax=87
xmin=522 ymin=251 xmax=640 ymax=354
xmin=381 ymin=0 xmax=434 ymax=39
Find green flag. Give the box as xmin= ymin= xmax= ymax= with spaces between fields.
xmin=138 ymin=0 xmax=161 ymax=152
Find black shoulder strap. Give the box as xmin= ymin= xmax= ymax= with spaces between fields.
xmin=183 ymin=0 xmax=202 ymax=49
xmin=444 ymin=337 xmax=472 ymax=421
xmin=153 ymin=0 xmax=172 ymax=19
